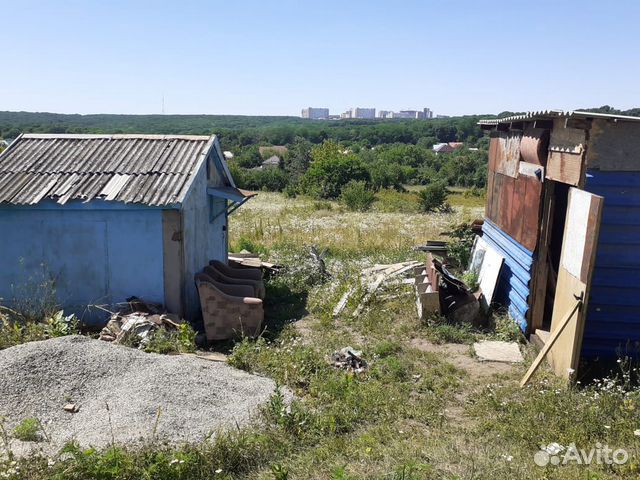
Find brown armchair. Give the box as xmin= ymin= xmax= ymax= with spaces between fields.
xmin=204 ymin=265 xmax=265 ymax=299
xmin=195 ymin=273 xmax=264 ymax=341
xmin=209 ymin=259 xmax=263 ymax=281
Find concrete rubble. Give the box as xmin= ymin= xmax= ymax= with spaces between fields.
xmin=473 ymin=340 xmax=524 ymax=363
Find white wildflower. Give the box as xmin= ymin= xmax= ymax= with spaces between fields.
xmin=634 ymin=429 xmax=640 ymax=436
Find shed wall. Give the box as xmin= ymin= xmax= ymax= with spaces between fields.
xmin=581 ymin=170 xmax=640 ymax=359
xmin=0 ymin=203 xmax=164 ymax=323
xmin=482 ymin=219 xmax=535 ymax=331
xmin=180 ymin=154 xmax=228 ymax=322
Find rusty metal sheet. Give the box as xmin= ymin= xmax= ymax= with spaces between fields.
xmin=494 ymin=131 xmax=522 ymax=178
xmin=520 ymin=127 xmax=549 ymax=166
xmin=489 ymin=172 xmax=505 ymax=225
xmin=485 ymin=168 xmax=495 ymax=218
xmin=510 ymin=177 xmax=525 ymax=246
xmin=546 ymin=151 xmax=584 ymax=186
xmin=521 ymin=175 xmax=543 ymax=251
xmin=498 ymin=175 xmax=515 ymax=234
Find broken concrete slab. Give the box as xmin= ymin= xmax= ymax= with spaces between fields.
xmin=473 ymin=340 xmax=523 ymax=363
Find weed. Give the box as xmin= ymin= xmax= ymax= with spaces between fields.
xmin=12 ymin=418 xmax=41 ymax=442
xmin=143 ymin=323 xmax=197 ymax=354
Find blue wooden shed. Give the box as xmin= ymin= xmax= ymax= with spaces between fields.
xmin=0 ymin=133 xmax=254 ymax=323
xmin=479 ymin=111 xmax=640 ymax=378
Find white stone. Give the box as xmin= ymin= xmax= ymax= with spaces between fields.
xmin=473 ymin=340 xmax=524 ymax=363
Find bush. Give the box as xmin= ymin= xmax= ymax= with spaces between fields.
xmin=417 ymin=183 xmax=448 ymax=212
xmin=299 ymin=141 xmax=369 ymax=199
xmin=339 ymin=181 xmax=375 ymax=212
xmin=372 ymin=189 xmax=420 ymax=213
xmin=236 ymin=167 xmax=289 ymax=192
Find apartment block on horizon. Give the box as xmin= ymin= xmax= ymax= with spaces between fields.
xmin=351 ymin=107 xmax=376 ymax=119
xmin=301 ymin=107 xmax=329 ymax=119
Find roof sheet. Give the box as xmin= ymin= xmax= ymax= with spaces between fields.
xmin=0 ymin=134 xmax=214 ymax=206
xmin=479 ymin=110 xmax=640 ymax=126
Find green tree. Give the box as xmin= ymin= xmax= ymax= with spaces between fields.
xmin=300 ymin=141 xmax=369 ymax=199
xmin=283 ymin=136 xmax=312 ymax=179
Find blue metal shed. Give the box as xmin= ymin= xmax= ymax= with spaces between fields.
xmin=0 ymin=134 xmax=253 ymax=324
xmin=479 ymin=111 xmax=640 ymax=376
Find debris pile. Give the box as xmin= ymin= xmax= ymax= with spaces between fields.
xmin=99 ymin=296 xmax=183 ymax=347
xmin=331 ymin=347 xmax=368 ymax=373
xmin=334 ymin=261 xmax=421 ymax=318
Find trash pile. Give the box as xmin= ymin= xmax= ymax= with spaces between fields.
xmin=99 ymin=296 xmax=183 ymax=348
xmin=330 ymin=347 xmax=368 ymax=374
xmin=333 ymin=261 xmax=421 ymax=318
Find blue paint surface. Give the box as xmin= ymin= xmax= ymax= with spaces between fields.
xmin=482 ymin=219 xmax=535 ymax=332
xmin=0 ymin=203 xmax=164 ymax=324
xmin=582 ymin=170 xmax=640 ymax=359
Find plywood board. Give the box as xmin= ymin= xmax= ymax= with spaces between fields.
xmin=547 ymin=188 xmax=603 ymax=378
xmin=546 ymin=151 xmax=583 ymax=186
xmin=547 ymin=268 xmax=586 ymax=378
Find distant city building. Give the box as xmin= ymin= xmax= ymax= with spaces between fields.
xmin=340 ymin=110 xmax=352 ymax=119
xmin=436 ymin=114 xmax=450 ymax=119
xmin=351 ymin=107 xmax=376 ymax=119
xmin=378 ymin=108 xmax=434 ymax=119
xmin=301 ymin=107 xmax=329 ymax=119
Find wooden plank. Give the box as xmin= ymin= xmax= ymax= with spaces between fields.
xmin=528 ymin=181 xmax=555 ymax=332
xmin=520 ymin=298 xmax=582 ymax=386
xmin=546 ymin=188 xmax=603 ymax=378
xmin=488 ymin=135 xmax=500 ymax=172
xmin=547 ymin=269 xmax=586 ymax=377
xmin=546 ymin=150 xmax=584 ymax=186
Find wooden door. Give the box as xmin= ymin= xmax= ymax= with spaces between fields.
xmin=547 ymin=188 xmax=603 ymax=378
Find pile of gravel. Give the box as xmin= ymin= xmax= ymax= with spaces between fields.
xmin=0 ymin=335 xmax=284 ymax=455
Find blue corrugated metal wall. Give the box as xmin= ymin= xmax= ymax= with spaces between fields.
xmin=582 ymin=170 xmax=640 ymax=359
xmin=482 ymin=219 xmax=535 ymax=331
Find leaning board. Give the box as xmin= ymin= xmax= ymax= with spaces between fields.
xmin=547 ymin=188 xmax=603 ymax=378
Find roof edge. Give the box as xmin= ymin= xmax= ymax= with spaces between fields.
xmin=479 ymin=109 xmax=640 ymax=126
xmin=20 ymin=133 xmax=211 ymax=140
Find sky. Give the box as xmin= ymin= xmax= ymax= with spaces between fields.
xmin=1 ymin=0 xmax=639 ymax=117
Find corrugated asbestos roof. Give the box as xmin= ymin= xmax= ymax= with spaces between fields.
xmin=0 ymin=134 xmax=215 ymax=206
xmin=479 ymin=110 xmax=640 ymax=126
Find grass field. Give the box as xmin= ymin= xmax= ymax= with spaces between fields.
xmin=2 ymin=190 xmax=640 ymax=479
